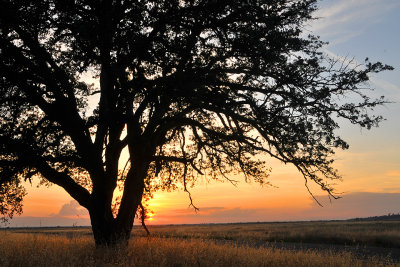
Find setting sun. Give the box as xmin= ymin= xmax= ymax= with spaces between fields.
xmin=146 ymin=212 xmax=155 ymax=222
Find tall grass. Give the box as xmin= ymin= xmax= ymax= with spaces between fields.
xmin=133 ymin=221 xmax=400 ymax=248
xmin=11 ymin=220 xmax=400 ymax=248
xmin=0 ymin=231 xmax=397 ymax=267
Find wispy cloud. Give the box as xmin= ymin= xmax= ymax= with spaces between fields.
xmin=153 ymin=192 xmax=400 ymax=224
xmin=305 ymin=192 xmax=400 ymax=218
xmin=321 ymin=47 xmax=400 ymax=100
xmin=386 ymin=170 xmax=400 ymax=177
xmin=311 ymin=0 xmax=400 ymax=45
xmin=4 ymin=192 xmax=400 ymax=227
xmin=369 ymin=77 xmax=400 ymax=101
xmin=4 ymin=201 xmax=90 ymax=227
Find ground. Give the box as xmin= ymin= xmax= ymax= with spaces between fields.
xmin=1 ymin=220 xmax=399 ymax=266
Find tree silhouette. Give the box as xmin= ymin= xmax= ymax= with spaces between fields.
xmin=0 ymin=0 xmax=392 ymax=245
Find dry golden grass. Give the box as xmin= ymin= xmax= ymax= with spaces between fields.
xmin=134 ymin=221 xmax=400 ymax=248
xmin=10 ymin=220 xmax=400 ymax=248
xmin=0 ymin=230 xmax=398 ymax=267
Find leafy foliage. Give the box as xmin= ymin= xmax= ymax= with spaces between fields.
xmin=0 ymin=180 xmax=26 ymax=222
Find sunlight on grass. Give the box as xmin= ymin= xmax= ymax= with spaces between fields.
xmin=134 ymin=221 xmax=400 ymax=248
xmin=0 ymin=230 xmax=397 ymax=267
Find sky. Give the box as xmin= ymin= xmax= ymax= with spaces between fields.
xmin=4 ymin=0 xmax=400 ymax=227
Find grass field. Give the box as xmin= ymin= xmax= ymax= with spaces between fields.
xmin=1 ymin=220 xmax=399 ymax=266
xmin=136 ymin=220 xmax=400 ymax=248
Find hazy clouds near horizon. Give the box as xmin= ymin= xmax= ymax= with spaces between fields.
xmin=4 ymin=192 xmax=399 ymax=227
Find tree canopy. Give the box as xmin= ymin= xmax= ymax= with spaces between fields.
xmin=0 ymin=0 xmax=392 ymax=245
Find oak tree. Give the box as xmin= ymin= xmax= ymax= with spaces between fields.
xmin=0 ymin=0 xmax=392 ymax=245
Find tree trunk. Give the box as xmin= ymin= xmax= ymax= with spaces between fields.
xmin=88 ymin=159 xmax=148 ymax=247
xmin=88 ymin=202 xmax=139 ymax=248
xmin=85 ymin=137 xmax=152 ymax=247
xmin=89 ymin=204 xmax=137 ymax=247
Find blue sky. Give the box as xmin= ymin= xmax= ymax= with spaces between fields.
xmin=311 ymin=0 xmax=400 ymax=195
xmin=313 ymin=0 xmax=400 ymax=98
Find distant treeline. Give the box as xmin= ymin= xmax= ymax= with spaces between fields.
xmin=348 ymin=213 xmax=400 ymax=221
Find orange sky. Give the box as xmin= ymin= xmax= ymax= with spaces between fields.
xmin=9 ymin=139 xmax=399 ymax=227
